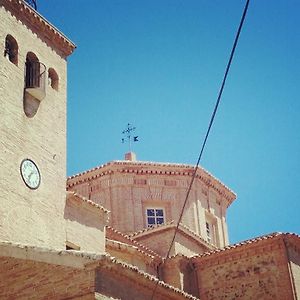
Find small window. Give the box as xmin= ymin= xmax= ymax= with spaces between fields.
xmin=4 ymin=34 xmax=18 ymax=65
xmin=206 ymin=222 xmax=211 ymax=243
xmin=146 ymin=208 xmax=165 ymax=227
xmin=48 ymin=68 xmax=59 ymax=91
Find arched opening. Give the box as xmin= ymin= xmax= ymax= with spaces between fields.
xmin=4 ymin=34 xmax=18 ymax=65
xmin=48 ymin=68 xmax=59 ymax=91
xmin=24 ymin=52 xmax=46 ymax=100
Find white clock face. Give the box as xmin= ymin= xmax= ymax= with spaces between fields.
xmin=20 ymin=159 xmax=41 ymax=189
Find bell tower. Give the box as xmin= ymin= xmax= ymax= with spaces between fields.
xmin=0 ymin=0 xmax=75 ymax=248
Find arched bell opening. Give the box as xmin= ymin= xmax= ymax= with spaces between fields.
xmin=23 ymin=52 xmax=46 ymax=117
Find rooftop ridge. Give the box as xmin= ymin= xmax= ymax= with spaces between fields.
xmin=106 ymin=226 xmax=161 ymax=258
xmin=191 ymin=232 xmax=300 ymax=259
xmin=106 ymin=239 xmax=157 ymax=261
xmin=129 ymin=221 xmax=216 ymax=250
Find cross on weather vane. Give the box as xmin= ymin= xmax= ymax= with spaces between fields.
xmin=122 ymin=123 xmax=138 ymax=152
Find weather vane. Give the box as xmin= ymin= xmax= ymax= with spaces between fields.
xmin=24 ymin=0 xmax=37 ymax=10
xmin=122 ymin=123 xmax=138 ymax=152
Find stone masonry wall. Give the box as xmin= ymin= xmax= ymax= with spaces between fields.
xmin=194 ymin=239 xmax=294 ymax=300
xmin=0 ymin=4 xmax=68 ymax=248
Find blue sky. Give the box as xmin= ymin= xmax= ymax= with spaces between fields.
xmin=38 ymin=1 xmax=299 ymax=244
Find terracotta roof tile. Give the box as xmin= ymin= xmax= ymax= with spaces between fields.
xmin=129 ymin=221 xmax=216 ymax=251
xmin=106 ymin=226 xmax=161 ymax=259
xmin=191 ymin=232 xmax=300 ymax=259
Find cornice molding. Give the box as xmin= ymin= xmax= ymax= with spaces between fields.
xmin=1 ymin=0 xmax=76 ymax=57
xmin=67 ymin=160 xmax=236 ymax=205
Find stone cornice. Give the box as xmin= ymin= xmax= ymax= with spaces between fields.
xmin=67 ymin=160 xmax=236 ymax=206
xmin=1 ymin=0 xmax=76 ymax=58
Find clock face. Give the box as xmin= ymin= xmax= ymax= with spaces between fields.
xmin=20 ymin=159 xmax=41 ymax=189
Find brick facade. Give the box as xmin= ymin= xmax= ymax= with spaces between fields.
xmin=0 ymin=0 xmax=75 ymax=249
xmin=67 ymin=160 xmax=236 ymax=249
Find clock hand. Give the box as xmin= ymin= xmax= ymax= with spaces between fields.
xmin=28 ymin=171 xmax=34 ymax=181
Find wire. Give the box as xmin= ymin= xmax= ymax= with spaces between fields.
xmin=150 ymin=0 xmax=250 ymax=299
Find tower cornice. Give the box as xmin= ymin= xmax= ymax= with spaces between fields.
xmin=1 ymin=0 xmax=76 ymax=57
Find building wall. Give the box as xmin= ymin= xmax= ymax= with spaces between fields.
xmin=0 ymin=4 xmax=68 ymax=248
xmin=64 ymin=197 xmax=107 ymax=253
xmin=106 ymin=240 xmax=157 ymax=276
xmin=287 ymin=240 xmax=300 ymax=298
xmin=68 ymin=163 xmax=234 ymax=248
xmin=0 ymin=256 xmax=96 ymax=299
xmin=134 ymin=229 xmax=209 ymax=258
xmin=194 ymin=240 xmax=294 ymax=300
xmin=162 ymin=256 xmax=199 ymax=298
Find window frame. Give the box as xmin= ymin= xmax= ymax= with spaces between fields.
xmin=145 ymin=207 xmax=165 ymax=227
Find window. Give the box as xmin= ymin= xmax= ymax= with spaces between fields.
xmin=24 ymin=52 xmax=46 ymax=100
xmin=48 ymin=68 xmax=59 ymax=91
xmin=206 ymin=222 xmax=211 ymax=243
xmin=4 ymin=34 xmax=18 ymax=65
xmin=146 ymin=208 xmax=165 ymax=227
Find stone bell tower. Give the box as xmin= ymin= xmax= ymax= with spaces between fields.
xmin=0 ymin=0 xmax=75 ymax=248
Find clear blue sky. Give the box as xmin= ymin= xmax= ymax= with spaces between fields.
xmin=38 ymin=1 xmax=300 ymax=244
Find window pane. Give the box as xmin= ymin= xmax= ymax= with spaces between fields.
xmin=147 ymin=209 xmax=155 ymax=216
xmin=156 ymin=209 xmax=164 ymax=217
xmin=148 ymin=217 xmax=155 ymax=224
xmin=157 ymin=217 xmax=164 ymax=224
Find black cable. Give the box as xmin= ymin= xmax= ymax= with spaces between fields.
xmin=150 ymin=0 xmax=250 ymax=299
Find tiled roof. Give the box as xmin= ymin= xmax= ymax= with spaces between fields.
xmin=67 ymin=191 xmax=110 ymax=215
xmin=67 ymin=160 xmax=236 ymax=203
xmin=0 ymin=241 xmax=199 ymax=300
xmin=192 ymin=232 xmax=300 ymax=260
xmin=94 ymin=255 xmax=200 ymax=300
xmin=129 ymin=221 xmax=216 ymax=251
xmin=106 ymin=226 xmax=161 ymax=259
xmin=106 ymin=239 xmax=156 ymax=262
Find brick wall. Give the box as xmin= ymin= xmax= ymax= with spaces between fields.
xmin=134 ymin=227 xmax=209 ymax=258
xmin=64 ymin=196 xmax=107 ymax=252
xmin=162 ymin=256 xmax=199 ymax=298
xmin=193 ymin=238 xmax=294 ymax=300
xmin=68 ymin=162 xmax=234 ymax=248
xmin=0 ymin=256 xmax=96 ymax=299
xmin=0 ymin=3 xmax=70 ymax=248
xmin=286 ymin=237 xmax=300 ymax=298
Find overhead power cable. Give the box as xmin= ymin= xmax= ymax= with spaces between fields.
xmin=150 ymin=0 xmax=250 ymax=299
